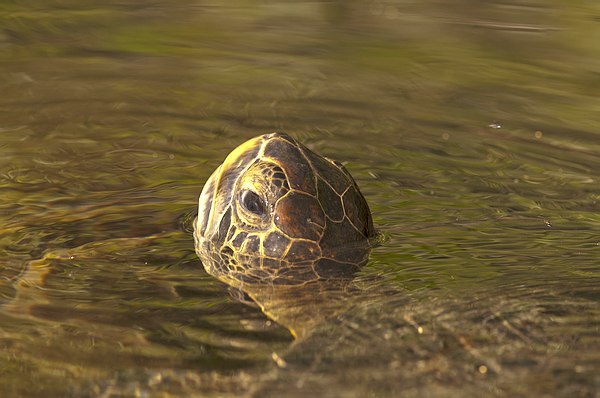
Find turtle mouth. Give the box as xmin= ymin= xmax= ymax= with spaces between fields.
xmin=196 ymin=165 xmax=221 ymax=238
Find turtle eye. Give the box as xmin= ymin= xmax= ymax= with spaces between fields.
xmin=240 ymin=189 xmax=266 ymax=216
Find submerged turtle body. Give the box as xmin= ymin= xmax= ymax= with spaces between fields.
xmin=194 ymin=133 xmax=374 ymax=287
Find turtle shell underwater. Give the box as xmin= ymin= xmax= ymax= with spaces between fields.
xmin=194 ymin=133 xmax=375 ymax=288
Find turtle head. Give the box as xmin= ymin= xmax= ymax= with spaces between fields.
xmin=194 ymin=133 xmax=374 ymax=287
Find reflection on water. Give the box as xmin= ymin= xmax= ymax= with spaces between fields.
xmin=1 ymin=1 xmax=599 ymax=396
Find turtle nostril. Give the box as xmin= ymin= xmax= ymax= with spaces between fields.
xmin=240 ymin=190 xmax=266 ymax=216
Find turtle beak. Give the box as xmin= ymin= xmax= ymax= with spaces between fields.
xmin=197 ymin=165 xmax=221 ymax=238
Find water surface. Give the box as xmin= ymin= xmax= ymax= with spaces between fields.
xmin=1 ymin=1 xmax=599 ymax=396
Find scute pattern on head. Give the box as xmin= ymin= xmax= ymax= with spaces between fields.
xmin=263 ymin=137 xmax=317 ymax=196
xmin=194 ymin=132 xmax=374 ymax=287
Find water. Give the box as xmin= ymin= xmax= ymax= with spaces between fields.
xmin=1 ymin=1 xmax=599 ymax=396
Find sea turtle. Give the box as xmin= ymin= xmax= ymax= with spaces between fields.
xmin=194 ymin=133 xmax=375 ymax=289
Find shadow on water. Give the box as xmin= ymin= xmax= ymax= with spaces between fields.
xmin=1 ymin=1 xmax=599 ymax=397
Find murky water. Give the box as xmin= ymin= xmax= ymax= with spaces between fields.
xmin=1 ymin=1 xmax=599 ymax=397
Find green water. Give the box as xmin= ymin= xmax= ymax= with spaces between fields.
xmin=1 ymin=1 xmax=599 ymax=397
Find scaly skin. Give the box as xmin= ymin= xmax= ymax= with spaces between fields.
xmin=194 ymin=132 xmax=374 ymax=288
